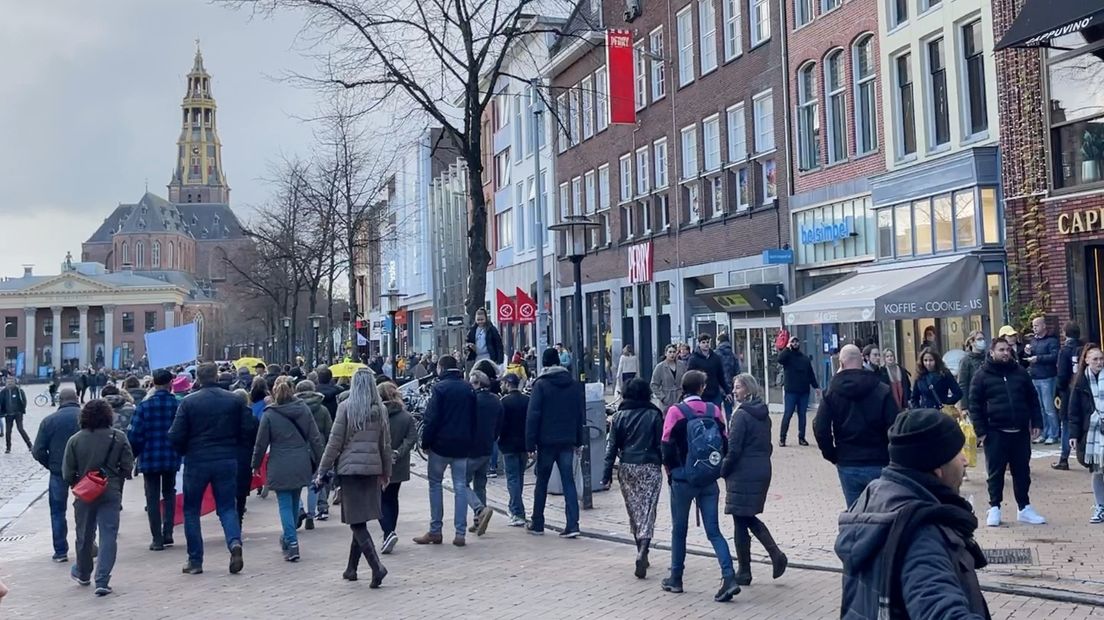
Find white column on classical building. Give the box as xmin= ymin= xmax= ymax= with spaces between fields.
xmin=50 ymin=306 xmax=63 ymax=372
xmin=103 ymin=305 xmax=116 ymax=370
xmin=164 ymin=303 xmax=176 ymax=329
xmin=78 ymin=305 xmax=90 ymax=369
xmin=23 ymin=307 xmax=36 ymax=372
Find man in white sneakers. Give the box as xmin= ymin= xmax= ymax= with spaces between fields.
xmin=968 ymin=337 xmax=1046 ymax=526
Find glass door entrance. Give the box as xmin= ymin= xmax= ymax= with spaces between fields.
xmin=728 ymin=318 xmax=784 ymax=410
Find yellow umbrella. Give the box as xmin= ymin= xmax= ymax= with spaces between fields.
xmin=330 ymin=361 xmax=368 ymax=378
xmin=233 ymin=357 xmax=266 ymax=374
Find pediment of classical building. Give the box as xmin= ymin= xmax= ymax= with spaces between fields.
xmin=23 ymin=273 xmax=118 ymax=295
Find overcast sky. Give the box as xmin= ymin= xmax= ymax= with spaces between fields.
xmin=0 ymin=1 xmax=323 ymax=278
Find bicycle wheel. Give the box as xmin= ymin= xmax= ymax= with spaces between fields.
xmin=34 ymin=394 xmax=49 ymax=407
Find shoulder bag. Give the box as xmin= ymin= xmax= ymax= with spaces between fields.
xmin=72 ymin=431 xmax=118 ymax=503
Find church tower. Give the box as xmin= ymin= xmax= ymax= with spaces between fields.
xmin=168 ymin=43 xmax=230 ymax=204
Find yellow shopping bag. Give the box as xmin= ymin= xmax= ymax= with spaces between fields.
xmin=959 ymin=418 xmax=978 ymax=468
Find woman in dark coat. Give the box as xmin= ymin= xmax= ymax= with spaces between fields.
xmin=601 ymin=378 xmax=664 ymax=579
xmin=910 ymin=348 xmax=963 ymax=411
xmin=252 ymin=378 xmax=324 ymax=562
xmin=721 ymin=373 xmax=787 ymax=586
xmin=376 ymin=381 xmax=417 ymax=554
xmin=1067 ymin=343 xmax=1104 ymax=523
xmin=876 ymin=349 xmax=912 ymax=411
xmin=315 ymin=369 xmax=392 ymax=587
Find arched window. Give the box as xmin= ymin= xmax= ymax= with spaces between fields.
xmin=824 ymin=49 xmax=847 ymax=164
xmin=151 ymin=240 xmax=161 ymax=268
xmin=797 ymin=62 xmax=820 ymax=171
xmin=852 ymin=34 xmax=878 ymax=154
xmin=135 ymin=241 xmax=144 ymax=268
xmin=168 ymin=241 xmax=175 ymax=269
xmin=120 ymin=242 xmax=129 ymax=267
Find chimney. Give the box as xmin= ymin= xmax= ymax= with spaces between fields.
xmin=22 ymin=265 xmax=33 ymax=278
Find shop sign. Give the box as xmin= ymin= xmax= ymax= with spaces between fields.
xmin=762 ymin=248 xmax=794 ymax=264
xmin=881 ymin=298 xmax=984 ymax=317
xmin=606 ymin=30 xmax=636 ymax=125
xmin=445 ymin=316 xmax=465 ymax=327
xmin=418 ymin=320 xmax=435 ymax=330
xmin=627 ymin=241 xmax=653 ymax=283
xmin=1057 ymin=208 xmax=1104 ymax=235
xmin=800 ymin=216 xmax=855 ymax=245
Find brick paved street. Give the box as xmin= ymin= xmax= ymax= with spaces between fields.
xmin=0 ymin=390 xmax=53 ymax=533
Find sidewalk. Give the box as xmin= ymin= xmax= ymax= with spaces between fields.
xmin=453 ymin=412 xmax=1104 ymax=605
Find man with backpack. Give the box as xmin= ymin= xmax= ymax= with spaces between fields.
xmin=660 ymin=370 xmax=740 ymax=603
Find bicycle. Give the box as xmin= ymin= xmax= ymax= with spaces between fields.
xmin=34 ymin=390 xmax=52 ymax=407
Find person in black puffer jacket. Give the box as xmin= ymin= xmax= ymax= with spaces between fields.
xmin=968 ymin=337 xmax=1045 ymax=527
xmin=602 ymin=378 xmax=663 ymax=579
xmin=722 ymin=373 xmax=787 ymax=587
xmin=777 ymin=336 xmax=820 ymax=447
xmin=498 ymin=374 xmax=530 ymax=524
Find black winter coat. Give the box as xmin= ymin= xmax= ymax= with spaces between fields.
xmin=602 ymin=399 xmax=663 ymax=483
xmin=721 ymin=398 xmax=772 ymax=516
xmin=1056 ymin=338 xmax=1083 ymax=421
xmin=687 ymin=350 xmax=729 ymax=401
xmin=471 ymin=388 xmax=504 ymax=458
xmin=32 ymin=403 xmax=81 ymax=475
xmin=316 ymin=382 xmax=344 ymax=421
xmin=1067 ymin=371 xmax=1098 ymax=468
xmin=778 ymin=347 xmax=820 ymax=394
xmin=466 ymin=322 xmax=504 ymax=364
xmin=421 ymin=369 xmax=476 ymax=458
xmin=910 ymin=370 xmax=962 ymax=409
xmin=168 ymin=384 xmax=255 ymax=464
xmin=498 ymin=391 xmax=530 ymax=454
xmin=526 ymin=366 xmax=586 ymax=452
xmin=813 ymin=369 xmax=898 ymax=467
xmin=968 ymin=359 xmax=1043 ymax=437
xmin=875 ymin=365 xmax=912 ymax=410
xmin=1028 ymin=332 xmax=1060 ymax=380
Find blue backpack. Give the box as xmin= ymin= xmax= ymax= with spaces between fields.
xmin=676 ymin=402 xmax=724 ymax=486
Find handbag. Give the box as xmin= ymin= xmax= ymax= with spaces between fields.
xmin=72 ymin=432 xmax=118 ymax=503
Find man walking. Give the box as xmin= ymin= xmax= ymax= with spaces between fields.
xmin=836 ymin=409 xmax=990 ymax=618
xmin=0 ymin=377 xmax=32 ymax=454
xmin=526 ymin=348 xmax=586 ymax=537
xmin=715 ymin=333 xmax=740 ymax=421
xmin=813 ymin=345 xmax=899 ymax=507
xmin=465 ymin=369 xmax=503 ymax=537
xmin=1054 ymin=322 xmax=1082 ymax=470
xmin=168 ymin=363 xmax=253 ymax=574
xmin=414 ymin=355 xmax=475 ymax=546
xmin=1027 ymin=316 xmax=1061 ymax=444
xmin=499 ymin=373 xmax=530 ymax=526
xmin=969 ymin=337 xmax=1046 ymax=526
xmin=687 ymin=334 xmax=730 ymax=409
xmin=128 ymin=369 xmax=182 ymax=551
xmin=777 ymin=336 xmax=820 ymax=447
xmin=32 ymin=388 xmax=82 ymax=562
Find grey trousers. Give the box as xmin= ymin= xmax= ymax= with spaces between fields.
xmin=73 ymin=488 xmax=122 ymax=588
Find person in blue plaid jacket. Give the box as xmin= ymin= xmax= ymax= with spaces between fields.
xmin=128 ymin=369 xmax=182 ymax=551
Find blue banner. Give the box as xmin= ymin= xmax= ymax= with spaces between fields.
xmin=15 ymin=352 xmax=25 ymax=377
xmin=112 ymin=347 xmax=122 ymax=370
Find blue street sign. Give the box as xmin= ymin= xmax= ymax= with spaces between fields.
xmin=762 ymin=248 xmax=794 ymax=265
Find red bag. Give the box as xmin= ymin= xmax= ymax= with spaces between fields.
xmin=72 ymin=432 xmax=117 ymax=503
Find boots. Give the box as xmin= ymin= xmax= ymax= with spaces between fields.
xmin=343 ymin=540 xmax=360 ymax=581
xmin=634 ymin=538 xmax=651 ymax=579
xmin=733 ymin=527 xmax=753 ymax=586
xmin=749 ymin=520 xmax=788 ymax=579
xmin=360 ymin=533 xmax=388 ymax=588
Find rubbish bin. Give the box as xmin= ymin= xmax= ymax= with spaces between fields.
xmin=549 ymin=383 xmax=608 ymax=495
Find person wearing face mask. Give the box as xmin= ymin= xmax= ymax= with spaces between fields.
xmin=875 ymin=350 xmax=912 ymax=411
xmin=957 ymin=332 xmax=988 ymax=418
xmin=1067 ymin=343 xmax=1104 ymax=523
xmin=1054 ymin=322 xmax=1084 ymax=470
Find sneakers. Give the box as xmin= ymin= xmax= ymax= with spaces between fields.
xmin=1032 ymin=436 xmax=1045 ymax=444
xmin=52 ymin=553 xmax=69 ymax=563
xmin=296 ymin=511 xmax=307 ymax=530
xmin=1090 ymin=505 xmax=1104 ymax=524
xmin=94 ymin=586 xmax=113 ymax=597
xmin=413 ymin=532 xmax=443 ymax=545
xmin=508 ymin=515 xmax=527 ymax=527
xmin=1017 ymin=505 xmax=1047 ymax=525
xmin=475 ymin=508 xmax=493 ymax=536
xmin=1044 ymin=437 xmax=1056 ymax=445
xmin=316 ymin=509 xmax=329 ymax=521
xmin=661 ymin=575 xmax=684 ymax=593
xmin=229 ymin=542 xmax=244 ymax=574
xmin=163 ymin=535 xmax=174 ymax=548
xmin=797 ymin=439 xmax=810 ymax=447
xmin=70 ymin=565 xmax=90 ymax=586
xmin=452 ymin=536 xmax=466 ymax=547
xmin=182 ymin=562 xmax=203 ymax=575
xmin=526 ymin=523 xmax=544 ymax=536
xmin=284 ymin=543 xmax=301 ymax=562
xmin=558 ymin=529 xmax=580 ymax=539
xmin=305 ymin=517 xmax=315 ymax=531
xmin=487 ymin=470 xmax=499 ymax=479
xmin=381 ymin=532 xmax=399 ymax=555
xmin=1051 ymin=460 xmax=1070 ymax=470
xmin=149 ymin=541 xmax=165 ymax=551
xmin=986 ymin=506 xmax=1001 ymax=527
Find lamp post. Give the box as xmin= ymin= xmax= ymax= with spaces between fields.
xmin=281 ymin=316 xmax=292 ymax=364
xmin=308 ymin=314 xmax=323 ymax=367
xmin=548 ymin=214 xmax=599 ymax=510
xmin=381 ymin=289 xmax=408 ymax=368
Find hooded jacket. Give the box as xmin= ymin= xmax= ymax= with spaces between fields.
xmin=813 ymin=369 xmax=898 ymax=467
xmin=385 ymin=399 xmax=418 ymax=482
xmin=968 ymin=358 xmax=1043 ymax=437
xmin=721 ymin=397 xmax=772 ymax=516
xmin=316 ymin=381 xmax=345 ymax=420
xmin=104 ymin=394 xmax=136 ymax=432
xmin=526 ymin=366 xmax=586 ymax=452
xmin=251 ymin=400 xmax=324 ymax=491
xmin=498 ymin=390 xmax=530 ymax=454
xmin=297 ymin=391 xmax=333 ymax=444
xmin=715 ymin=341 xmax=740 ymax=388
xmin=836 ymin=467 xmax=990 ymax=620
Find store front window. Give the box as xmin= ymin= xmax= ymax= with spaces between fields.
xmin=586 ymin=290 xmax=611 ymax=385
xmin=1047 ymin=32 xmax=1104 ymax=191
xmin=729 ymin=320 xmax=784 ymax=409
xmin=876 ymin=186 xmax=1000 ymax=258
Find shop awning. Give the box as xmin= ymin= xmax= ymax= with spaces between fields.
xmin=782 ymin=256 xmax=987 ymax=326
xmin=695 ymin=283 xmax=784 ymax=313
xmin=995 ymin=0 xmax=1104 ymax=50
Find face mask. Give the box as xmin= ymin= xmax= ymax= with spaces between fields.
xmin=974 ymin=339 xmax=988 ymax=352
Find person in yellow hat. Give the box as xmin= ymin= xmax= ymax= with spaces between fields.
xmin=997 ymin=325 xmax=1028 ymax=369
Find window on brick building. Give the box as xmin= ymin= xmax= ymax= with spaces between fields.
xmin=654 ymin=138 xmax=669 ymax=188
xmin=122 ymin=312 xmax=135 ymax=333
xmin=585 ymin=171 xmax=597 ymax=215
xmin=650 ymin=29 xmax=666 ymax=101
xmin=894 ymin=53 xmax=917 ymax=157
xmin=595 ymin=66 xmax=610 ymax=131
xmin=703 ymin=115 xmax=722 ymax=171
xmin=853 ymin=34 xmax=878 ymax=155
xmin=681 ymin=124 xmax=699 ymax=180
xmin=634 ymin=41 xmax=648 ymax=110
xmin=677 ymin=8 xmax=695 ymax=87
xmin=151 ymin=240 xmax=161 ymax=268
xmin=723 ymin=0 xmax=742 ymax=60
xmin=753 ymin=90 xmax=774 ymax=152
xmin=699 ymin=0 xmax=718 ymax=75
xmin=582 ymin=75 xmax=595 ymax=139
xmin=825 ymin=50 xmax=847 ymax=164
xmin=762 ymin=159 xmax=777 ymax=202
xmin=43 ymin=317 xmax=53 ymax=337
xmin=961 ymin=20 xmax=988 ymax=137
xmin=572 ymin=176 xmax=583 ymax=216
xmin=145 ymin=311 xmax=157 ymax=333
xmin=821 ymin=0 xmax=840 ymax=13
xmin=749 ymin=0 xmax=770 ymax=46
xmin=1047 ymin=34 xmax=1104 ymax=189
xmin=797 ymin=62 xmax=820 ymax=171
xmin=727 ymin=103 xmax=747 ymax=162
xmin=619 ymin=154 xmax=633 ymax=201
xmin=794 ymin=0 xmax=813 ymax=27
xmin=636 ymin=146 xmax=651 ymax=195
xmin=558 ymin=182 xmax=570 ymax=220
xmin=926 ymin=37 xmax=950 ymax=147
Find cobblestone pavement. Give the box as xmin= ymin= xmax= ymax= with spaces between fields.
xmin=0 ymin=391 xmax=53 ymax=532
xmin=447 ymin=410 xmax=1104 ymax=604
xmin=1 ymin=471 xmax=1101 ymax=618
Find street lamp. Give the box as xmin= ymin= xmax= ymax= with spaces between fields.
xmin=380 ymin=289 xmax=407 ymax=369
xmin=281 ymin=316 xmax=292 ymax=364
xmin=308 ymin=314 xmax=323 ymax=367
xmin=548 ymin=213 xmax=599 ymax=510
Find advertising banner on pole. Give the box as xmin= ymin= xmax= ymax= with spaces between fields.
xmin=516 ymin=287 xmax=537 ymax=324
xmin=606 ymin=29 xmax=636 ymax=125
xmin=496 ymin=289 xmax=516 ymax=323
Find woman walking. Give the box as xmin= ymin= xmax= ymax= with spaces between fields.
xmin=377 ymin=381 xmax=417 ymax=554
xmin=910 ymin=348 xmax=962 ymax=412
xmin=252 ymin=379 xmax=324 ymax=562
xmin=602 ymin=378 xmax=664 ymax=579
xmin=1068 ymin=343 xmax=1104 ymax=523
xmin=315 ymin=369 xmax=392 ymax=587
xmin=616 ymin=345 xmax=640 ymax=394
xmin=62 ymin=399 xmax=135 ymax=596
xmin=650 ymin=345 xmax=686 ymax=409
xmin=876 ymin=349 xmax=912 ymax=411
xmin=722 ymin=374 xmax=787 ymax=585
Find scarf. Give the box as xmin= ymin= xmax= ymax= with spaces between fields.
xmin=885 ymin=364 xmax=902 ymax=383
xmin=1087 ymin=370 xmax=1104 ymax=466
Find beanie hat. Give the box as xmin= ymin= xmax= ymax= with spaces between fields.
xmin=888 ymin=408 xmax=965 ymax=472
xmin=542 ymin=348 xmax=560 ymax=368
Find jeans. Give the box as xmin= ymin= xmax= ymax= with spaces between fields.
xmin=276 ymin=490 xmax=303 ymax=546
xmin=73 ymin=488 xmax=122 ymax=588
xmin=780 ymin=391 xmax=811 ymax=442
xmin=502 ymin=452 xmax=528 ymax=518
xmin=466 ymin=455 xmax=491 ymax=515
xmin=1060 ymin=416 xmax=1072 ymax=461
xmin=380 ymin=481 xmax=402 ymax=536
xmin=143 ymin=471 xmax=176 ymax=544
xmin=531 ymin=448 xmax=579 ymax=533
xmin=1033 ymin=378 xmax=1059 ymax=440
xmin=48 ymin=473 xmax=69 ymax=557
xmin=984 ymin=429 xmax=1032 ymax=510
xmin=668 ymin=480 xmax=734 ymax=578
xmin=489 ymin=444 xmax=500 ymax=473
xmin=837 ymin=465 xmax=884 ymax=508
xmin=183 ymin=458 xmax=243 ymax=565
xmin=427 ymin=452 xmax=468 ymax=536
